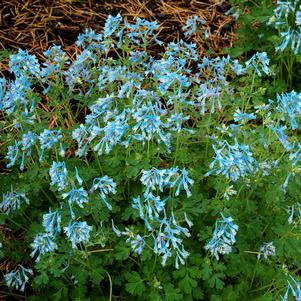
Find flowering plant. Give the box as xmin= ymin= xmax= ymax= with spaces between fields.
xmin=1 ymin=12 xmax=301 ymax=300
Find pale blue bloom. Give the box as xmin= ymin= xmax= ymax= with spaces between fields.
xmin=204 ymin=213 xmax=239 ymax=260
xmin=62 ymin=186 xmax=88 ymax=219
xmin=289 ymin=143 xmax=301 ymax=166
xmin=129 ymin=234 xmax=146 ymax=255
xmin=154 ymin=211 xmax=190 ymax=268
xmin=76 ymin=28 xmax=103 ymax=51
xmin=182 ymin=16 xmax=203 ymax=37
xmin=72 ymin=124 xmax=90 ymax=157
xmin=42 ymin=208 xmax=61 ymax=236
xmin=166 ymin=40 xmax=198 ymax=61
xmin=64 ymin=221 xmax=92 ymax=248
xmin=20 ymin=131 xmax=37 ymax=170
xmin=5 ymin=141 xmax=21 ymax=168
xmin=132 ymin=192 xmax=167 ymax=230
xmin=257 ymin=242 xmax=276 ymax=260
xmin=65 ymin=49 xmax=97 ymax=90
xmin=92 ymin=111 xmax=129 ymax=155
xmin=4 ymin=265 xmax=33 ymax=292
xmin=276 ymin=91 xmax=301 ymax=130
xmin=49 ymin=161 xmax=68 ymax=191
xmin=233 ymin=109 xmax=256 ymax=124
xmin=270 ymin=125 xmax=294 ymax=151
xmin=184 ymin=212 xmax=194 ymax=227
xmin=90 ymin=176 xmax=117 ymax=210
xmin=31 ymin=233 xmax=58 ymax=262
xmin=126 ymin=17 xmax=162 ymax=45
xmin=132 ymin=102 xmax=171 ymax=148
xmin=39 ymin=129 xmax=62 ymax=160
xmin=195 ymin=82 xmax=222 ymax=115
xmin=140 ymin=168 xmax=167 ymax=193
xmin=244 ymin=52 xmax=270 ymax=77
xmin=205 ymin=139 xmax=258 ymax=182
xmin=288 ymin=202 xmax=301 ymax=225
xmin=42 ymin=45 xmax=69 ymax=81
xmin=276 ymin=28 xmax=301 ymax=54
xmin=2 ymin=76 xmax=35 ymax=125
xmin=111 ymin=220 xmax=146 ymax=255
xmin=281 ymin=275 xmax=301 ymax=301
xmin=0 ymin=188 xmax=29 ymax=214
xmin=104 ymin=14 xmax=123 ymax=38
xmin=169 ymin=168 xmax=194 ymax=197
xmin=9 ymin=49 xmax=40 ymax=78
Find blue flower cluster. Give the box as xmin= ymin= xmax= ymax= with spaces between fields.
xmin=31 ymin=162 xmax=115 ymax=260
xmin=268 ymin=0 xmax=301 ymax=54
xmin=204 ymin=214 xmax=238 ymax=260
xmin=4 ymin=265 xmax=33 ymax=292
xmin=257 ymin=242 xmax=276 ymax=260
xmin=0 ymin=187 xmax=30 ymax=214
xmin=113 ymin=167 xmax=194 ymax=268
xmin=205 ymin=139 xmax=258 ymax=182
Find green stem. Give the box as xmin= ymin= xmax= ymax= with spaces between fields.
xmin=105 ymin=271 xmax=113 ymax=301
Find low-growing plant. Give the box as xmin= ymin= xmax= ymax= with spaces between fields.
xmin=1 ymin=12 xmax=301 ymax=301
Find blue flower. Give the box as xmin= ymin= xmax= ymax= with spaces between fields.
xmin=49 ymin=161 xmax=68 ymax=191
xmin=20 ymin=131 xmax=38 ymax=170
xmin=204 ymin=213 xmax=239 ymax=260
xmin=154 ymin=212 xmax=190 ymax=268
xmin=169 ymin=168 xmax=194 ymax=197
xmin=205 ymin=139 xmax=258 ymax=182
xmin=92 ymin=111 xmax=129 ymax=155
xmin=129 ymin=234 xmax=146 ymax=255
xmin=0 ymin=188 xmax=30 ymax=214
xmin=289 ymin=143 xmax=301 ymax=166
xmin=125 ymin=17 xmax=162 ymax=45
xmin=140 ymin=168 xmax=167 ymax=193
xmin=182 ymin=16 xmax=204 ymax=37
xmin=195 ymin=82 xmax=222 ymax=115
xmin=104 ymin=14 xmax=123 ymax=38
xmin=90 ymin=176 xmax=117 ymax=210
xmin=132 ymin=192 xmax=167 ymax=230
xmin=288 ymin=202 xmax=301 ymax=225
xmin=2 ymin=76 xmax=35 ymax=127
xmin=244 ymin=52 xmax=270 ymax=77
xmin=233 ymin=109 xmax=256 ymax=124
xmin=64 ymin=220 xmax=92 ymax=248
xmin=39 ymin=129 xmax=62 ymax=160
xmin=42 ymin=208 xmax=61 ymax=236
xmin=270 ymin=125 xmax=294 ymax=151
xmin=9 ymin=49 xmax=40 ymax=78
xmin=72 ymin=124 xmax=90 ymax=157
xmin=5 ymin=141 xmax=21 ymax=168
xmin=31 ymin=233 xmax=58 ymax=262
xmin=276 ymin=90 xmax=301 ymax=130
xmin=166 ymin=40 xmax=198 ymax=61
xmin=62 ymin=186 xmax=88 ymax=219
xmin=131 ymin=102 xmax=171 ymax=148
xmin=282 ymin=275 xmax=301 ymax=301
xmin=42 ymin=45 xmax=69 ymax=82
xmin=76 ymin=28 xmax=104 ymax=51
xmin=257 ymin=242 xmax=276 ymax=260
xmin=65 ymin=49 xmax=97 ymax=90
xmin=4 ymin=265 xmax=33 ymax=292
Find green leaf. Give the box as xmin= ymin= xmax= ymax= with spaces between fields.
xmin=125 ymin=271 xmax=145 ymax=297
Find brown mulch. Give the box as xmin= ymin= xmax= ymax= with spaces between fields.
xmin=0 ymin=0 xmax=236 ymax=60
